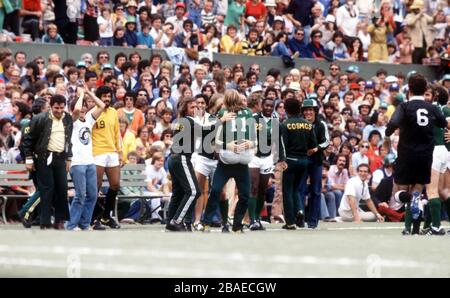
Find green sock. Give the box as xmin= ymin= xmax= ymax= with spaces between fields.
xmin=423 ymin=205 xmax=431 ymax=229
xmin=428 ymin=198 xmax=442 ymax=228
xmin=248 ymin=197 xmax=257 ymax=221
xmin=404 ymin=203 xmax=412 ymax=233
xmin=255 ymin=196 xmax=265 ymax=221
xmin=219 ymin=200 xmax=229 ymax=225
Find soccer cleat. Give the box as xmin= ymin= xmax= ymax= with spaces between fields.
xmin=296 ymin=211 xmax=305 ymax=228
xmin=92 ymin=220 xmax=107 ymax=231
xmin=411 ymin=191 xmax=421 ymax=220
xmin=257 ymin=220 xmax=266 ymax=231
xmin=401 ymin=229 xmax=411 ymax=236
xmin=201 ymin=224 xmax=211 ymax=233
xmin=249 ymin=220 xmax=260 ymax=231
xmin=193 ymin=222 xmax=204 ymax=231
xmin=101 ymin=217 xmax=121 ymax=229
xmin=422 ymin=226 xmax=446 ymax=236
xmin=221 ymin=224 xmax=230 ymax=233
xmin=165 ymin=220 xmax=186 ymax=232
xmin=282 ymin=224 xmax=297 ymax=230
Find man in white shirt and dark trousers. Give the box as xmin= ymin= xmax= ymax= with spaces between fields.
xmin=67 ymin=87 xmax=105 ymax=230
xmin=338 ymin=163 xmax=385 ymax=222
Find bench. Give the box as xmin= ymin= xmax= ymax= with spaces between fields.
xmin=0 ymin=163 xmax=170 ymax=224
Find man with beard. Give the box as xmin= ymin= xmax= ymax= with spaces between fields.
xmin=91 ymin=86 xmax=123 ymax=230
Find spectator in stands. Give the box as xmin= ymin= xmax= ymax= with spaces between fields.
xmin=288 ymin=28 xmax=310 ymax=58
xmin=117 ymin=92 xmax=145 ymax=136
xmin=338 ymin=163 xmax=385 ymax=222
xmin=326 ymin=31 xmax=351 ymax=61
xmin=405 ymin=0 xmax=434 ymax=64
xmin=326 ymin=154 xmax=349 ymax=218
xmin=224 ymin=0 xmax=246 ymax=33
xmin=367 ymin=15 xmax=392 ymax=63
xmin=20 ymin=0 xmax=42 ymax=41
xmin=307 ymin=30 xmax=332 ymax=61
xmin=174 ymin=19 xmax=199 ymax=50
xmin=351 ymin=140 xmax=370 ymax=176
xmin=136 ymin=22 xmax=154 ymax=48
xmin=220 ymin=25 xmax=242 ymax=54
xmin=98 ymin=7 xmax=114 ymax=47
xmin=0 ymin=80 xmax=13 ymax=120
xmin=124 ymin=16 xmax=138 ymax=48
xmin=336 ymin=0 xmax=360 ymax=44
xmin=285 ymin=0 xmax=314 ymax=44
xmin=41 ymin=24 xmax=64 ymax=44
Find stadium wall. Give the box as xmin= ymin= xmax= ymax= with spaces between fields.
xmin=2 ymin=42 xmax=439 ymax=80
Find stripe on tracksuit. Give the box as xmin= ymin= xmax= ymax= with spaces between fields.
xmin=176 ymin=155 xmax=198 ymax=222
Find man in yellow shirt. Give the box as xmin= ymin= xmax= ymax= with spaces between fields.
xmin=92 ymin=86 xmax=123 ymax=229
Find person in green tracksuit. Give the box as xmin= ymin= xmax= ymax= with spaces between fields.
xmin=202 ymin=89 xmax=256 ymax=233
xmin=422 ymin=86 xmax=450 ymax=235
xmin=278 ymin=98 xmax=317 ymax=230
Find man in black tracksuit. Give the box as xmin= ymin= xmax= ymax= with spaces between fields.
xmin=166 ymin=97 xmax=202 ymax=232
xmin=299 ymin=98 xmax=330 ymax=229
xmin=278 ymin=98 xmax=317 ymax=230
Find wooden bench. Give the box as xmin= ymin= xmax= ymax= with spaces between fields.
xmin=0 ymin=164 xmax=170 ymax=224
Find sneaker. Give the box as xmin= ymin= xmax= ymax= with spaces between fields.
xmin=193 ymin=222 xmax=204 ymax=231
xmin=296 ymin=211 xmax=305 ymax=228
xmin=221 ymin=224 xmax=230 ymax=233
xmin=257 ymin=220 xmax=266 ymax=230
xmin=232 ymin=226 xmax=244 ymax=233
xmin=21 ymin=213 xmax=33 ymax=229
xmin=411 ymin=191 xmax=421 ymax=220
xmin=165 ymin=220 xmax=186 ymax=232
xmin=92 ymin=220 xmax=107 ymax=231
xmin=201 ymin=224 xmax=211 ymax=233
xmin=423 ymin=226 xmax=446 ymax=236
xmin=184 ymin=223 xmax=193 ymax=232
xmin=402 ymin=229 xmax=411 ymax=236
xmin=101 ymin=217 xmax=121 ymax=229
xmin=282 ymin=224 xmax=297 ymax=230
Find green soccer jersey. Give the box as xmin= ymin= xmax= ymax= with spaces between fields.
xmin=434 ymin=104 xmax=450 ymax=151
xmin=217 ymin=108 xmax=256 ymax=149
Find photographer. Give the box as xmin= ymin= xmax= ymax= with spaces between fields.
xmin=405 ymin=0 xmax=434 ymax=64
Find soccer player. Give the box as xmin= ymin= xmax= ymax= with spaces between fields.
xmin=92 ymin=86 xmax=123 ymax=230
xmin=421 ymin=86 xmax=450 ymax=235
xmin=202 ymin=90 xmax=256 ymax=233
xmin=386 ymin=74 xmax=449 ymax=235
xmin=248 ymin=98 xmax=275 ymax=231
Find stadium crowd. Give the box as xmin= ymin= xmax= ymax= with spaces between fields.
xmin=0 ymin=0 xmax=449 ymax=65
xmin=0 ymin=0 xmax=449 ymax=233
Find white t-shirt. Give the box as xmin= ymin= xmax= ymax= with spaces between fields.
xmin=97 ymin=16 xmax=114 ymax=38
xmin=336 ymin=5 xmax=359 ymax=37
xmin=145 ymin=164 xmax=168 ymax=189
xmin=371 ymin=168 xmax=392 ymax=186
xmin=340 ymin=176 xmax=370 ymax=211
xmin=71 ymin=112 xmax=96 ymax=166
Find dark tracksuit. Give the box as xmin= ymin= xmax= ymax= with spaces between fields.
xmin=22 ymin=112 xmax=73 ymax=226
xmin=298 ymin=118 xmax=329 ymax=228
xmin=167 ymin=117 xmax=201 ymax=224
xmin=203 ymin=108 xmax=256 ymax=230
xmin=279 ymin=115 xmax=317 ymax=226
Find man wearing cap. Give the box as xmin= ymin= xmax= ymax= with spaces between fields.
xmin=405 ymin=0 xmax=433 ymax=64
xmin=298 ymin=98 xmax=330 ymax=229
xmin=124 ymin=15 xmax=138 ymax=47
xmin=166 ymin=2 xmax=188 ymax=34
xmin=277 ymin=98 xmax=317 ymax=230
xmin=442 ymin=74 xmax=450 ymax=91
xmin=125 ymin=0 xmax=139 ymax=18
xmin=346 ymin=65 xmax=360 ymax=83
xmin=97 ymin=64 xmax=114 ymax=88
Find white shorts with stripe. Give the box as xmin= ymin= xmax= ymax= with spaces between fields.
xmin=432 ymin=145 xmax=450 ymax=174
xmin=248 ymin=155 xmax=275 ymax=174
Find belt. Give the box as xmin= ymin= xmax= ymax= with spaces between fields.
xmin=49 ymin=151 xmax=65 ymax=157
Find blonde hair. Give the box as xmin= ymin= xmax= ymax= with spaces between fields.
xmin=224 ymin=89 xmax=241 ymax=112
xmin=151 ymin=152 xmax=164 ymax=164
